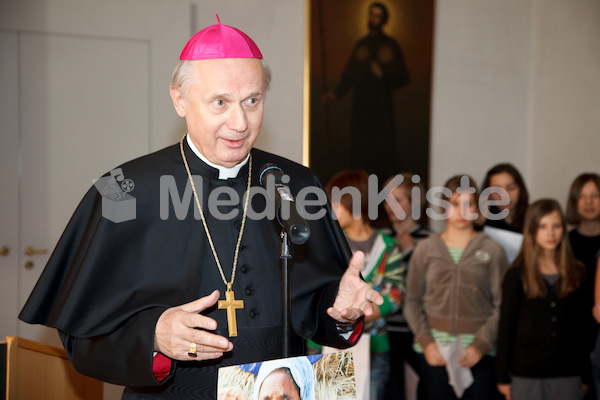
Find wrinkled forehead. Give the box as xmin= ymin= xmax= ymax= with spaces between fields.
xmin=190 ymin=58 xmax=265 ymax=88
xmin=260 ymin=369 xmax=300 ymax=395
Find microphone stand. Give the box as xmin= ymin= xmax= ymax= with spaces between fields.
xmin=279 ymin=229 xmax=292 ymax=358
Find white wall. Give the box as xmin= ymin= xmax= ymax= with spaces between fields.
xmin=528 ymin=0 xmax=600 ymax=202
xmin=430 ymin=0 xmax=533 ymax=186
xmin=430 ymin=0 xmax=600 ymax=217
xmin=4 ymin=0 xmax=595 ymax=204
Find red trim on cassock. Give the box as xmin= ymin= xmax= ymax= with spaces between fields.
xmin=349 ymin=319 xmax=363 ymax=344
xmin=151 ymin=320 xmax=364 ymax=381
xmin=152 ymin=353 xmax=172 ymax=382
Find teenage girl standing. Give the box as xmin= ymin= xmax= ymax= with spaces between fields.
xmin=496 ymin=199 xmax=595 ymax=400
xmin=404 ymin=175 xmax=508 ymax=399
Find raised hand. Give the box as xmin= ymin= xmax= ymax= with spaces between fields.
xmin=327 ymin=251 xmax=384 ymax=323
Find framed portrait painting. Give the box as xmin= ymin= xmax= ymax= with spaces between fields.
xmin=307 ymin=0 xmax=435 ymax=191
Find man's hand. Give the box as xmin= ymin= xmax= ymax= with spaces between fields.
xmin=154 ymin=290 xmax=233 ymax=361
xmin=327 ymin=251 xmax=384 ymax=323
xmin=370 ymin=60 xmax=383 ymax=78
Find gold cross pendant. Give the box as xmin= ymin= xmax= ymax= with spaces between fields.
xmin=218 ymin=286 xmax=244 ymax=337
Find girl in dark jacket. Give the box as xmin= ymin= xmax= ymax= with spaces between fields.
xmin=496 ymin=199 xmax=595 ymax=400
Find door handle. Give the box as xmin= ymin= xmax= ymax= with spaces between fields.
xmin=24 ymin=246 xmax=48 ymax=256
xmin=0 ymin=246 xmax=9 ymax=256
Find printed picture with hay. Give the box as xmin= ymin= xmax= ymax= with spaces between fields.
xmin=217 ymin=351 xmax=356 ymax=400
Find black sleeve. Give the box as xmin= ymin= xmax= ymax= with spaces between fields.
xmin=287 ymin=172 xmax=360 ymax=349
xmin=59 ymin=306 xmax=171 ymax=387
xmin=496 ymin=266 xmax=523 ymax=384
xmin=306 ymin=281 xmax=363 ymax=349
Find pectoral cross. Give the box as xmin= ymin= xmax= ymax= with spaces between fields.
xmin=218 ymin=284 xmax=244 ymax=337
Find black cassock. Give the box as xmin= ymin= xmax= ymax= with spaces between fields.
xmin=335 ymin=30 xmax=410 ymax=180
xmin=19 ymin=140 xmax=356 ymax=399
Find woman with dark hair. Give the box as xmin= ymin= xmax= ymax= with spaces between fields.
xmin=566 ymin=173 xmax=600 ymax=280
xmin=496 ymin=199 xmax=595 ymax=400
xmin=567 ymin=173 xmax=600 ymax=400
xmin=481 ymin=163 xmax=529 ymax=233
xmin=404 ymin=175 xmax=508 ymax=400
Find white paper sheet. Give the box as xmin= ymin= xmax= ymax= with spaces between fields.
xmin=483 ymin=225 xmax=524 ymax=263
xmin=436 ymin=336 xmax=474 ymax=398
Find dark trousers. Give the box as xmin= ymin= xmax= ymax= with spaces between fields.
xmin=417 ymin=354 xmax=502 ymax=400
xmin=385 ymin=330 xmax=421 ymax=400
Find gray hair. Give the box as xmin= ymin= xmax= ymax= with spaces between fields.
xmin=170 ymin=58 xmax=272 ymax=101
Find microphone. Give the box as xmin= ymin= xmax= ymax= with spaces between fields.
xmin=259 ymin=163 xmax=311 ymax=245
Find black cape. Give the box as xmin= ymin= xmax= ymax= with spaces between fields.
xmin=19 ymin=141 xmax=355 ymax=398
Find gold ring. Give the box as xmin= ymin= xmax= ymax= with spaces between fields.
xmin=188 ymin=342 xmax=197 ymax=358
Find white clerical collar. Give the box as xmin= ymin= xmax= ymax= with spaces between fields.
xmin=186 ymin=134 xmax=249 ymax=180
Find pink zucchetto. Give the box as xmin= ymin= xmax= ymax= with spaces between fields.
xmin=179 ymin=14 xmax=263 ymax=60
